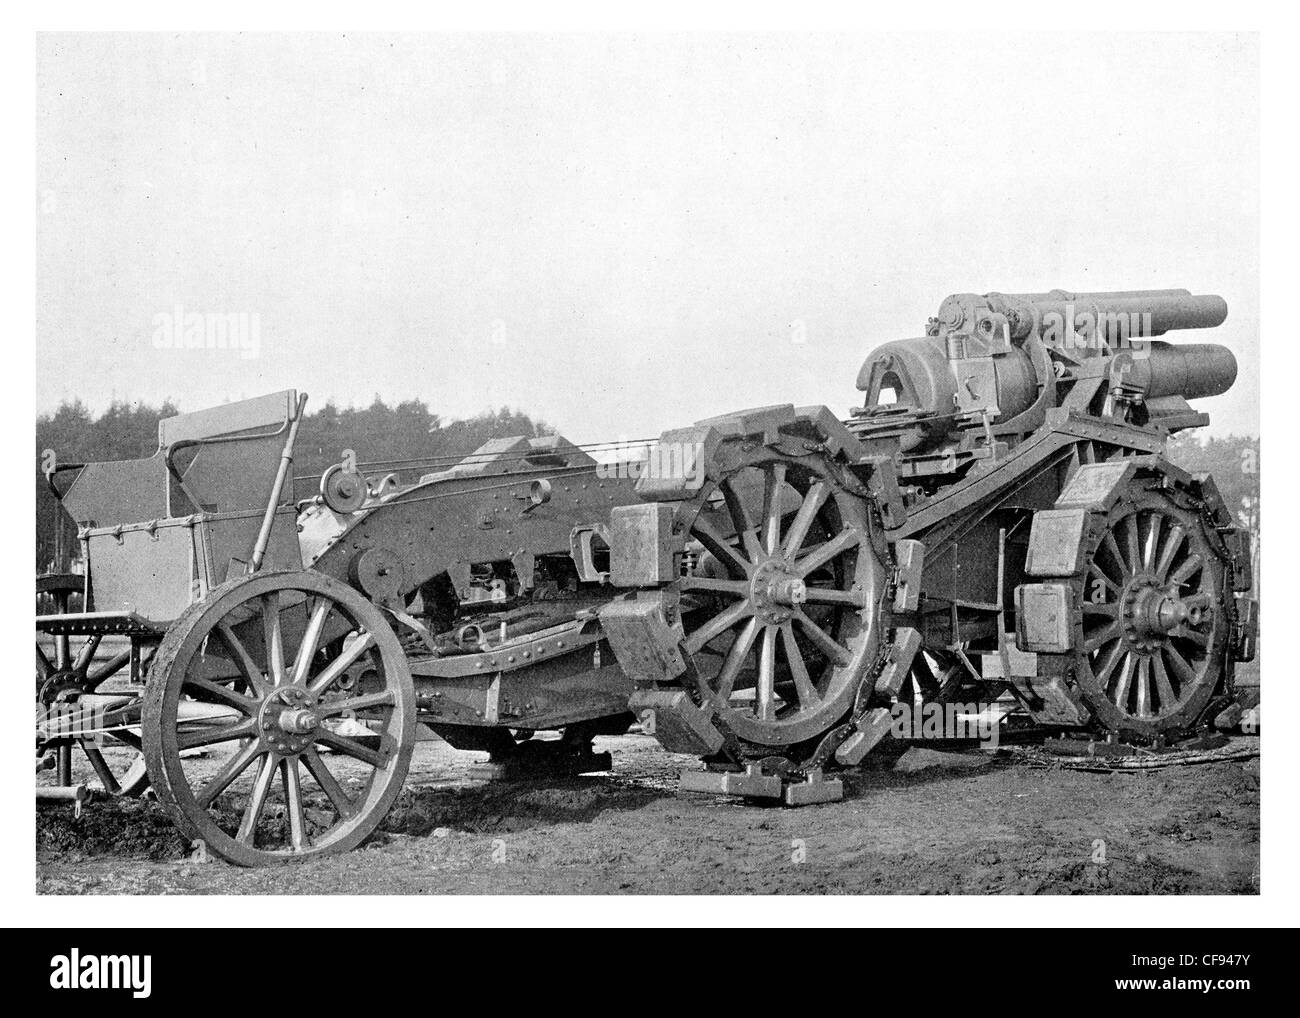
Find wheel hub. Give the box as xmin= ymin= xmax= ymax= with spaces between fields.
xmin=38 ymin=670 xmax=88 ymax=707
xmin=258 ymin=686 xmax=321 ymax=755
xmin=749 ymin=559 xmax=807 ymax=624
xmin=1121 ymin=573 xmax=1203 ymax=652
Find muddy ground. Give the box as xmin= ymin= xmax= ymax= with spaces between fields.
xmin=37 ymin=729 xmax=1259 ymax=895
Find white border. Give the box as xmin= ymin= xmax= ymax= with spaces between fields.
xmin=5 ymin=4 xmax=1295 ymax=929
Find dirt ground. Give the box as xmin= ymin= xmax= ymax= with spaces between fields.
xmin=37 ymin=726 xmax=1259 ymax=895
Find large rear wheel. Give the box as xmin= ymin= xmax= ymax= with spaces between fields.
xmin=1071 ymin=484 xmax=1230 ymax=740
xmin=661 ymin=419 xmax=891 ymax=765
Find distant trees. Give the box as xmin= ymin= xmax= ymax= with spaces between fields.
xmin=36 ymin=397 xmax=552 ymax=571
xmin=36 ymin=400 xmax=1261 ymax=587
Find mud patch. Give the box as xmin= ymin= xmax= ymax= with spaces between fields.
xmin=38 ymin=799 xmax=188 ymax=862
xmin=36 ymin=734 xmax=1260 ymax=895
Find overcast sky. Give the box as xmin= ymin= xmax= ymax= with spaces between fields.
xmin=36 ymin=33 xmax=1259 ymax=442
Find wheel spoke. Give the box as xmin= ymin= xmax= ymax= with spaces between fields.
xmin=36 ymin=644 xmax=53 ymax=682
xmin=1092 ymin=638 xmax=1125 ymax=687
xmin=684 ymin=599 xmax=752 ymax=655
xmin=282 ymin=757 xmax=308 ymax=852
xmin=756 ymin=625 xmax=777 ymax=720
xmin=762 ymin=463 xmax=787 ymax=554
xmin=55 ymin=634 xmax=70 ymax=671
xmin=316 ymin=689 xmax=397 ymax=717
xmin=290 ymin=599 xmax=332 ymax=686
xmin=1112 ymin=652 xmax=1135 ymax=709
xmin=720 ymin=481 xmax=756 ymax=556
xmin=215 ymin=622 xmax=269 ymax=698
xmin=1135 ymin=657 xmax=1151 ymax=717
xmin=782 ymin=480 xmax=830 ymax=558
xmin=1155 ymin=524 xmax=1186 ymax=581
xmin=177 ymin=718 xmax=257 ymax=752
xmin=678 ymin=576 xmax=750 ymax=598
xmin=691 ymin=516 xmax=751 ymax=578
xmin=86 ymin=649 xmax=132 ymax=686
xmin=72 ymin=634 xmax=103 ymax=675
xmin=1143 ymin=512 xmax=1162 ymax=570
xmin=82 ymin=743 xmax=120 ymax=795
xmin=1152 ymin=653 xmax=1178 ymax=709
xmin=308 ymin=632 xmax=376 ymax=696
xmin=1172 ymin=626 xmax=1210 ymax=651
xmin=301 ymin=746 xmax=356 ymax=818
xmin=262 ymin=594 xmax=285 ymax=685
xmin=792 ymin=610 xmax=851 ymax=667
xmin=1124 ymin=516 xmax=1141 ymax=573
xmin=196 ymin=739 xmax=262 ymax=808
xmin=314 ymin=730 xmax=387 ymax=768
xmin=236 ymin=753 xmax=277 ymax=843
xmin=713 ymin=617 xmax=759 ymax=701
xmin=1163 ymin=644 xmax=1198 ymax=686
xmin=1102 ymin=532 xmax=1129 ymax=582
xmin=1084 ymin=623 xmax=1121 ymax=654
xmin=794 ymin=528 xmax=862 ymax=578
xmin=1083 ymin=600 xmax=1119 ymax=618
xmin=1169 ymin=553 xmax=1204 ymax=588
xmin=183 ymin=676 xmax=260 ymax=715
xmin=1089 ymin=567 xmax=1121 ymax=597
xmin=780 ymin=622 xmax=820 ymax=708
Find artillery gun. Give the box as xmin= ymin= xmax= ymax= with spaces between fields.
xmin=602 ymin=289 xmax=1256 ymax=802
xmin=37 ymin=391 xmax=643 ymax=864
xmin=33 ymin=287 xmax=1258 ymax=856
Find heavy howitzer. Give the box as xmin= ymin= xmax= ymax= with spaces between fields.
xmin=602 ymin=288 xmax=1256 ymax=803
xmin=852 ymin=288 xmax=1237 ymax=462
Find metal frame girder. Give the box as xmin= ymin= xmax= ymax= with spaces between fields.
xmin=889 ymin=412 xmax=1162 ymax=540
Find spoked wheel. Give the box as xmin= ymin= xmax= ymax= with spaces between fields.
xmin=36 ymin=691 xmax=150 ymax=797
xmin=36 ymin=573 xmax=148 ymax=797
xmin=1072 ymin=486 xmax=1229 ymax=740
xmin=144 ymin=570 xmax=415 ymax=866
xmin=672 ymin=444 xmax=889 ymax=761
xmin=36 ymin=574 xmax=122 ymax=693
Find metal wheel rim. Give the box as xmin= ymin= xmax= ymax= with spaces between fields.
xmin=144 ymin=571 xmax=415 ymax=866
xmin=674 ymin=453 xmax=886 ymax=747
xmin=1075 ymin=490 xmax=1227 ymax=737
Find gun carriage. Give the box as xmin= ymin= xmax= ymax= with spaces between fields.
xmin=601 ymin=289 xmax=1257 ymax=801
xmin=37 ymin=391 xmax=642 ymax=864
xmin=36 ymin=285 xmax=1258 ymax=854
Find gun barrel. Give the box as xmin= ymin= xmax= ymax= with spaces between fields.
xmin=1016 ymin=289 xmax=1228 ymax=337
xmin=1131 ymin=342 xmax=1238 ymax=401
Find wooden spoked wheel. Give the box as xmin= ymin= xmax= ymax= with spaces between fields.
xmin=673 ymin=450 xmax=888 ymax=757
xmin=36 ymin=573 xmax=148 ymax=797
xmin=144 ymin=571 xmax=415 ymax=866
xmin=1072 ymin=487 xmax=1229 ymax=740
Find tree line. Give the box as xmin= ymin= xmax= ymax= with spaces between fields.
xmin=36 ymin=400 xmax=1260 ymax=580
